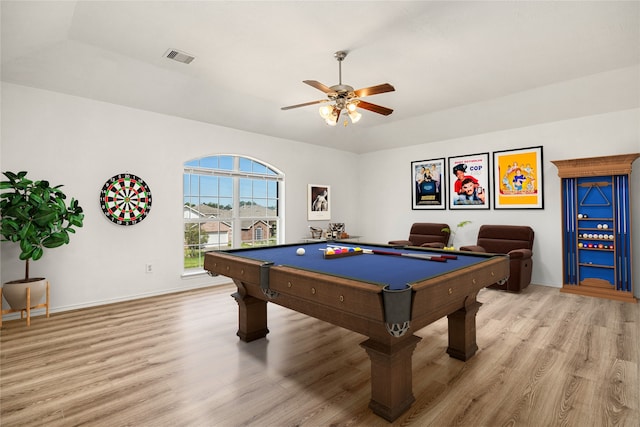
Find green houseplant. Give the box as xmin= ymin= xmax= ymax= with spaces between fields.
xmin=0 ymin=171 xmax=84 ymax=310
xmin=442 ymin=220 xmax=472 ymax=250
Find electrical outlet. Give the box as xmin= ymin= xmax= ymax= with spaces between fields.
xmin=145 ymin=263 xmax=153 ymax=273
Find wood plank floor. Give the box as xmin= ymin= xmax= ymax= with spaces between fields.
xmin=1 ymin=284 xmax=638 ymax=426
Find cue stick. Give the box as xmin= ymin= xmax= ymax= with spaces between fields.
xmin=362 ymin=249 xmax=448 ymax=262
xmin=368 ymin=249 xmax=457 ymax=260
xmin=440 ymin=254 xmax=458 ymax=260
xmin=326 ymin=244 xmax=457 ymax=261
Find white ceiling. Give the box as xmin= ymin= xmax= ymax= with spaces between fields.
xmin=2 ymin=1 xmax=639 ymax=154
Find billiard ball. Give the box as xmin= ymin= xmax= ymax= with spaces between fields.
xmin=583 ymin=214 xmax=588 ymax=218
xmin=296 ymin=248 xmax=306 ymax=256
xmin=578 ymin=243 xmax=583 ymax=248
xmin=602 ymin=224 xmax=608 ymax=229
xmin=578 ymin=214 xmax=583 ymax=218
xmin=598 ymin=244 xmax=604 ymax=249
xmin=597 ymin=224 xmax=603 ymax=229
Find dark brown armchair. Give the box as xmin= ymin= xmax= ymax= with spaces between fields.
xmin=388 ymin=222 xmax=450 ymax=249
xmin=460 ymin=225 xmax=534 ymax=292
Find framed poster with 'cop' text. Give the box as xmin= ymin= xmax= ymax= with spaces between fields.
xmin=448 ymin=153 xmax=490 ymax=210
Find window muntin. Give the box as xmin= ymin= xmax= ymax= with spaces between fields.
xmin=183 ymin=155 xmax=283 ymax=272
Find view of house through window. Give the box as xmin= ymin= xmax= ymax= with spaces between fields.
xmin=183 ymin=155 xmax=283 ymax=272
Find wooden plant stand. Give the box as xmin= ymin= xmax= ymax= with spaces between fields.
xmin=1 ymin=281 xmax=50 ymax=327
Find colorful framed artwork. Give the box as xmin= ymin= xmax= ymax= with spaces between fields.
xmin=448 ymin=152 xmax=490 ymax=210
xmin=308 ymin=184 xmax=330 ymax=220
xmin=493 ymin=146 xmax=544 ymax=209
xmin=411 ymin=158 xmax=446 ymax=210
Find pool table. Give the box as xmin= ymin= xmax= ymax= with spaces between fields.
xmin=204 ymin=242 xmax=509 ymax=421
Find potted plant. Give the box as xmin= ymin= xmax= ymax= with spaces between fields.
xmin=442 ymin=220 xmax=472 ymax=250
xmin=0 ymin=171 xmax=84 ymax=311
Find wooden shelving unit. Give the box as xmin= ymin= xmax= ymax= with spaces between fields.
xmin=552 ymin=153 xmax=639 ymax=303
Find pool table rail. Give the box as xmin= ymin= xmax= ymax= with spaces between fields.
xmin=409 ymin=255 xmax=509 ymax=328
xmin=204 ymin=250 xmax=510 ymax=342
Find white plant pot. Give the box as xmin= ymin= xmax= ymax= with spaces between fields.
xmin=2 ymin=278 xmax=47 ymax=310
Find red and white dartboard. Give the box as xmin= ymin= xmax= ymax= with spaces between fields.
xmin=100 ymin=173 xmax=152 ymax=226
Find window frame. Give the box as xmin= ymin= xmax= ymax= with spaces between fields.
xmin=183 ymin=155 xmax=284 ymax=274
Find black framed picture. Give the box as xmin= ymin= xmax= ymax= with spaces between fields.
xmin=493 ymin=146 xmax=544 ymax=209
xmin=448 ymin=153 xmax=490 ymax=210
xmin=411 ymin=158 xmax=446 ymax=210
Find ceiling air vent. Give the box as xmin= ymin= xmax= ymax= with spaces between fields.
xmin=164 ymin=49 xmax=195 ymax=64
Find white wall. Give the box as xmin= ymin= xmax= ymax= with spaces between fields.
xmin=2 ymin=76 xmax=640 ymax=315
xmin=359 ymin=109 xmax=640 ymax=295
xmin=0 ymin=83 xmax=360 ymax=313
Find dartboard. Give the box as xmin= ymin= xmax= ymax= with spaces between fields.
xmin=100 ymin=173 xmax=152 ymax=226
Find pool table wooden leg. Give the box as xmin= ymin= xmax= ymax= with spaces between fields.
xmin=232 ymin=280 xmax=269 ymax=342
xmin=360 ymin=334 xmax=422 ymax=422
xmin=446 ymin=293 xmax=482 ymax=361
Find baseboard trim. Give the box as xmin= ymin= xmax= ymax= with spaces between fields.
xmin=1 ymin=276 xmax=233 ymax=321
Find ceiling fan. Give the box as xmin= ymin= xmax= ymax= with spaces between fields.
xmin=281 ymin=51 xmax=395 ymax=126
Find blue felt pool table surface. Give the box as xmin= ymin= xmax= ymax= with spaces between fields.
xmin=221 ymin=242 xmax=492 ymax=290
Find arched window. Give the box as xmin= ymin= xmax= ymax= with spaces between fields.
xmin=183 ymin=155 xmax=283 ymax=272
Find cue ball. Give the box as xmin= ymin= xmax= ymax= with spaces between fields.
xmin=296 ymin=248 xmax=305 ymax=256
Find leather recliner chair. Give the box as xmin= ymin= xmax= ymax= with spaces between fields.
xmin=388 ymin=222 xmax=451 ymax=249
xmin=460 ymin=225 xmax=534 ymax=292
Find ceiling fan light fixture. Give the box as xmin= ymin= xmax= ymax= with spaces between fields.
xmin=325 ymin=108 xmax=339 ymax=126
xmin=348 ymin=109 xmax=362 ymax=124
xmin=319 ymin=104 xmax=332 ymax=119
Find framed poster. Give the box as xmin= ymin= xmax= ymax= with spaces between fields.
xmin=448 ymin=153 xmax=490 ymax=210
xmin=493 ymin=146 xmax=544 ymax=209
xmin=411 ymin=158 xmax=446 ymax=210
xmin=308 ymin=184 xmax=330 ymax=220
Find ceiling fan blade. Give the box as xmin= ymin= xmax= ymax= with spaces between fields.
xmin=353 ymin=83 xmax=395 ymax=98
xmin=357 ymin=100 xmax=394 ymax=116
xmin=303 ymin=80 xmax=335 ymax=94
xmin=281 ymin=99 xmax=326 ymax=110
